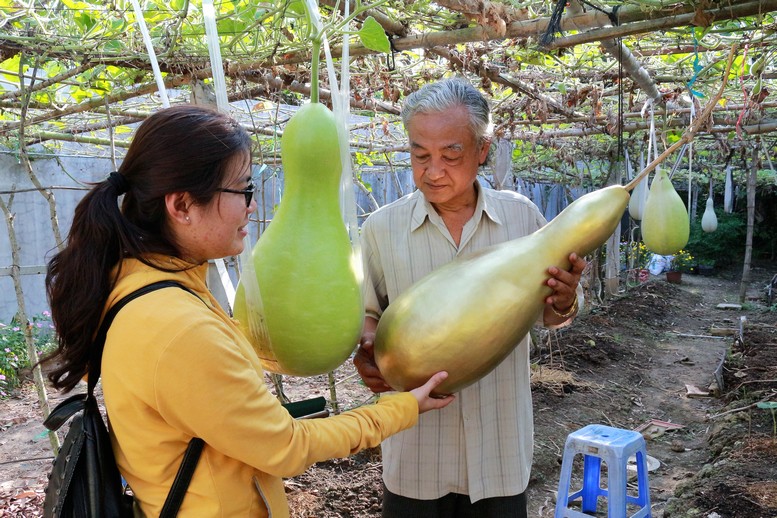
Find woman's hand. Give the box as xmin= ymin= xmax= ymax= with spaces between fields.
xmin=409 ymin=372 xmax=455 ymax=413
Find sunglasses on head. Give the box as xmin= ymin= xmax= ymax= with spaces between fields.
xmin=218 ymin=181 xmax=255 ymax=207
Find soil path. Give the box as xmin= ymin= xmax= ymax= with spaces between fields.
xmin=1 ymin=263 xmax=775 ymax=517
xmin=528 ymin=273 xmax=742 ymax=515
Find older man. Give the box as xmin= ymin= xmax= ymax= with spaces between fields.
xmin=354 ymin=77 xmax=585 ymax=517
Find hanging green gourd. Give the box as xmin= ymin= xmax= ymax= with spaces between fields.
xmin=701 ymin=196 xmax=718 ymax=233
xmin=232 ymin=33 xmax=362 ymax=376
xmin=641 ymin=168 xmax=690 ymax=255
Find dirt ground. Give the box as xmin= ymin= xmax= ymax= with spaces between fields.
xmin=1 ymin=261 xmax=776 ymax=517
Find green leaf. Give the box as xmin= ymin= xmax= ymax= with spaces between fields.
xmin=104 ymin=40 xmax=127 ymax=53
xmin=358 ymin=16 xmax=390 ymax=54
xmin=757 ymin=402 xmax=777 ymax=410
xmin=74 ymin=12 xmax=96 ymax=33
xmin=286 ymin=0 xmax=306 ymax=16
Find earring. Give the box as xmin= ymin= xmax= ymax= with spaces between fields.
xmin=185 ymin=216 xmax=190 ymax=223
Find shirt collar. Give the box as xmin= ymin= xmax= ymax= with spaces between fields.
xmin=409 ymin=182 xmax=504 ymax=232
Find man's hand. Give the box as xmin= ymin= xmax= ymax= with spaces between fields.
xmin=545 ymin=252 xmax=586 ymax=319
xmin=353 ymin=317 xmax=393 ymax=393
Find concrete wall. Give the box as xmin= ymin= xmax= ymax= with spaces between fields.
xmin=0 ymin=146 xmax=114 ymax=322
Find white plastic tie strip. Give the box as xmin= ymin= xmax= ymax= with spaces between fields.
xmin=202 ymin=0 xmax=230 ymax=113
xmin=130 ymin=0 xmax=169 ymax=108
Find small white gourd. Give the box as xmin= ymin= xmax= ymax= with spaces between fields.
xmin=701 ymin=196 xmax=718 ymax=233
xmin=628 ymin=175 xmax=648 ymax=220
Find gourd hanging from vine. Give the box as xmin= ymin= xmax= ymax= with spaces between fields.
xmin=702 ymin=180 xmax=718 ymax=233
xmin=233 ymin=7 xmax=380 ymax=376
xmin=642 ymin=168 xmax=690 ymax=255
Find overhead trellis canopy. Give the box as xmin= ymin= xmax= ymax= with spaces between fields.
xmin=1 ymin=0 xmax=776 ymax=185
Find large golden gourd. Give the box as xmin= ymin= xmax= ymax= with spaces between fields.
xmin=374 ymin=185 xmax=630 ymax=395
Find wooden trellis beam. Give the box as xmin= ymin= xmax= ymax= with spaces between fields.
xmin=427 ymin=46 xmax=586 ymax=120
xmin=319 ymin=0 xmax=409 ymax=37
xmin=546 ymin=0 xmax=777 ymax=51
xmin=0 ymin=76 xmax=191 ymax=136
xmin=0 ymin=63 xmax=94 ymax=101
xmin=509 ymin=120 xmax=777 ymax=141
xmin=508 ymin=101 xmax=777 ymax=127
xmin=1 ymin=0 xmax=776 ymax=146
xmin=220 ymin=1 xmax=777 ymax=74
xmin=19 ymin=75 xmax=401 ymax=147
xmin=566 ymin=0 xmax=662 ymax=104
xmin=1 ymin=1 xmax=774 ymax=79
xmin=633 ymin=40 xmax=774 ymax=58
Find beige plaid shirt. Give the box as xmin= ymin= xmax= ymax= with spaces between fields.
xmin=362 ymin=183 xmax=549 ymax=502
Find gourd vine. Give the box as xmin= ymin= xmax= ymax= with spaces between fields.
xmin=624 ymin=44 xmax=739 ymax=193
xmin=304 ymin=0 xmax=391 ymax=105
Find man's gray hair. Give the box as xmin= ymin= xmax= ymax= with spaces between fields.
xmin=400 ymin=77 xmax=492 ymax=144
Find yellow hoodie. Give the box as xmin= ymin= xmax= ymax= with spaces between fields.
xmin=101 ymin=256 xmax=418 ymax=517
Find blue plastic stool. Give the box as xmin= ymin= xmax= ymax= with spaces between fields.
xmin=555 ymin=424 xmax=651 ymax=517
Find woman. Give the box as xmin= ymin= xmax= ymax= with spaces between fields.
xmin=42 ymin=105 xmax=452 ymax=517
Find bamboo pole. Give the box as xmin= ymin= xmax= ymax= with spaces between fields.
xmin=28 ymin=114 xmax=773 ymax=151
xmin=0 ymin=193 xmax=60 ymax=453
xmin=739 ymin=141 xmax=758 ymax=302
xmin=634 ymin=40 xmax=773 ymax=58
xmin=0 ymin=63 xmax=93 ymax=101
xmin=509 ymin=120 xmax=777 ymax=141
xmin=509 ymin=101 xmax=777 ymax=127
xmin=328 ymin=371 xmax=340 ymax=415
xmin=14 ymin=55 xmax=61 ymax=452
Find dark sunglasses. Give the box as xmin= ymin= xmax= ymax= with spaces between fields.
xmin=218 ymin=181 xmax=255 ymax=207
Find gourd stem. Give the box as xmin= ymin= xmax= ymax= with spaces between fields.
xmin=311 ymin=38 xmax=321 ymax=104
xmin=624 ymin=43 xmax=738 ymax=192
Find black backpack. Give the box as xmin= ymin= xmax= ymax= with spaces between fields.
xmin=43 ymin=281 xmax=205 ymax=518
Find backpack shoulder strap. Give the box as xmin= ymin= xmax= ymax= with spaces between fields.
xmin=87 ymin=281 xmax=198 ymax=395
xmin=159 ymin=437 xmax=206 ymax=518
xmin=85 ymin=280 xmax=205 ymax=517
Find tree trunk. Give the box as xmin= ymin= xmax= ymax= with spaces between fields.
xmin=328 ymin=371 xmax=340 ymax=415
xmin=0 ymin=194 xmax=60 ymax=453
xmin=14 ymin=56 xmax=60 ymax=452
xmin=605 ymin=159 xmax=622 ymax=297
xmin=738 ymin=143 xmax=759 ymax=302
